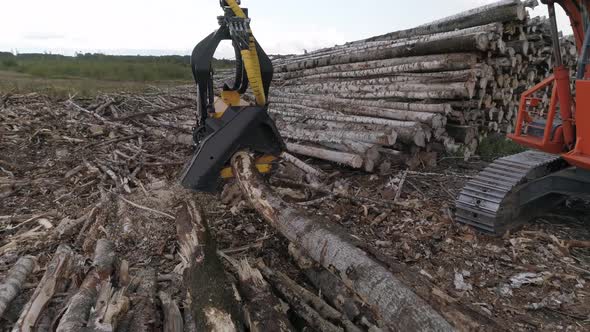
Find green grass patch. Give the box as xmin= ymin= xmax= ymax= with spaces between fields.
xmin=0 ymin=52 xmax=235 ymax=97
xmin=0 ymin=70 xmax=186 ymax=98
xmin=477 ymin=134 xmax=527 ymax=161
xmin=0 ymin=52 xmax=234 ymax=82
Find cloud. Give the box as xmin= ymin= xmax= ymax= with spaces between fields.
xmin=0 ymin=0 xmax=576 ymax=57
xmin=22 ymin=33 xmax=67 ymax=41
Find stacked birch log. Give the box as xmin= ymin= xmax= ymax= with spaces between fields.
xmin=254 ymin=0 xmax=575 ymax=170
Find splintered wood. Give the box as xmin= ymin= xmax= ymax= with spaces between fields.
xmin=260 ymin=0 xmax=576 ymax=169
xmin=175 ymin=200 xmax=242 ymax=331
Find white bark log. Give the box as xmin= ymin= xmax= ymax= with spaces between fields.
xmin=271 ymin=91 xmax=452 ymax=114
xmin=270 ymin=108 xmax=419 ymax=128
xmin=57 ymin=239 xmax=115 ymax=332
xmin=280 ymin=81 xmax=476 ymax=100
xmin=0 ymin=256 xmax=36 ymax=319
xmin=286 ymin=143 xmax=364 ymax=168
xmin=278 ymin=116 xmax=428 ymax=147
xmin=272 ymin=98 xmax=445 ymax=126
xmin=280 ymin=152 xmax=326 ymax=179
xmin=13 ymin=245 xmax=75 ymax=332
xmin=279 ymin=125 xmax=396 ymax=145
xmin=158 ymin=291 xmax=184 ymax=332
xmin=279 ymin=33 xmax=489 ymax=71
xmin=276 ymin=53 xmax=479 ymax=80
xmin=231 ymin=152 xmax=454 ymax=331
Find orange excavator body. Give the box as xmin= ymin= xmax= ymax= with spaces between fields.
xmin=455 ymin=0 xmax=590 ymax=234
xmin=509 ymin=0 xmax=590 ymax=169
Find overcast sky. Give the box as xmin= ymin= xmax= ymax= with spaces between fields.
xmin=0 ymin=0 xmax=572 ymax=58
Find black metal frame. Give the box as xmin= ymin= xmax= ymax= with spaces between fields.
xmin=180 ymin=2 xmax=283 ymax=192
xmin=190 ymin=6 xmax=273 ymax=131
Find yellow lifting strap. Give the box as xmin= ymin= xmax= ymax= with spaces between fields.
xmin=225 ymin=0 xmax=267 ymax=106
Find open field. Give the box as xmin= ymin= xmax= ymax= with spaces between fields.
xmin=0 ymin=53 xmax=235 ymax=97
xmin=0 ymin=53 xmax=235 ymax=81
xmin=0 ymin=70 xmax=190 ymax=98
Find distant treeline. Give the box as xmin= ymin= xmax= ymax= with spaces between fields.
xmin=0 ymin=52 xmax=235 ymax=82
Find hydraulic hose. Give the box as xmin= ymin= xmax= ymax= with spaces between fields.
xmin=225 ymin=0 xmax=267 ymax=106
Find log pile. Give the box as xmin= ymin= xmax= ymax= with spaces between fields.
xmin=264 ymin=0 xmax=576 ymax=169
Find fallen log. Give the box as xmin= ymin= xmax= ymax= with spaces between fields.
xmin=279 ymin=116 xmax=428 ymax=147
xmin=231 ymin=152 xmax=453 ymax=331
xmin=317 ymin=141 xmax=381 ymax=172
xmin=288 ymin=244 xmax=364 ymax=322
xmin=127 ymin=268 xmax=158 ymax=332
xmin=175 ymin=200 xmax=242 ymax=331
xmin=0 ymin=256 xmax=36 ymax=320
xmin=13 ymin=245 xmax=75 ymax=332
xmin=87 ymin=284 xmax=130 ymax=332
xmin=279 ymin=125 xmax=396 ymax=145
xmin=280 ymin=152 xmax=326 ymax=179
xmin=259 ymin=261 xmax=362 ymax=332
xmin=56 ymin=239 xmax=116 ymax=332
xmin=234 ymin=259 xmax=294 ymax=332
xmin=158 ymin=291 xmax=184 ymax=332
xmin=354 ymin=243 xmax=507 ymax=332
xmin=240 ymin=267 xmax=338 ymax=332
xmin=286 ymin=143 xmax=364 ymax=169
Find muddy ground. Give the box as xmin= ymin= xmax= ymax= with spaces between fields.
xmin=1 ymin=89 xmax=589 ymax=331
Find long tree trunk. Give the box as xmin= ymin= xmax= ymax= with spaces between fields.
xmin=272 ymin=98 xmax=448 ymax=126
xmin=13 ymin=245 xmax=75 ymax=332
xmin=278 ymin=61 xmax=479 ymax=81
xmin=279 ymin=81 xmax=476 ymax=100
xmin=275 ymin=53 xmax=479 ymax=80
xmin=231 ymin=152 xmax=453 ymax=331
xmin=175 ymin=200 xmax=243 ymax=332
xmin=279 ymin=117 xmax=428 ymax=147
xmin=86 ymin=284 xmax=130 ymax=332
xmin=270 ymin=108 xmax=419 ymax=128
xmin=275 ymin=23 xmax=500 ymax=66
xmin=127 ymin=268 xmax=158 ymax=332
xmin=279 ymin=125 xmax=396 ymax=145
xmin=235 ymin=260 xmax=294 ymax=332
xmin=271 ymin=91 xmax=452 ymax=114
xmin=158 ymin=291 xmax=184 ymax=332
xmin=56 ymin=239 xmax=116 ymax=332
xmin=0 ymin=256 xmax=36 ymax=320
xmin=364 ymin=0 xmax=524 ymax=42
xmin=288 ymin=244 xmax=369 ymax=323
xmin=257 ymin=262 xmax=362 ymax=332
xmin=286 ymin=143 xmax=364 ymax=168
xmin=279 ymin=33 xmax=490 ymax=71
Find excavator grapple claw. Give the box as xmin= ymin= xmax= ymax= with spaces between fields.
xmin=180 ymin=105 xmax=283 ymax=192
xmin=182 ymin=0 xmax=283 ymax=192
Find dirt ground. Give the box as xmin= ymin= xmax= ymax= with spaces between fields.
xmin=1 ymin=89 xmax=589 ymax=331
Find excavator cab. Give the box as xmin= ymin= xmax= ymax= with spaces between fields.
xmin=180 ymin=0 xmax=284 ymax=192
